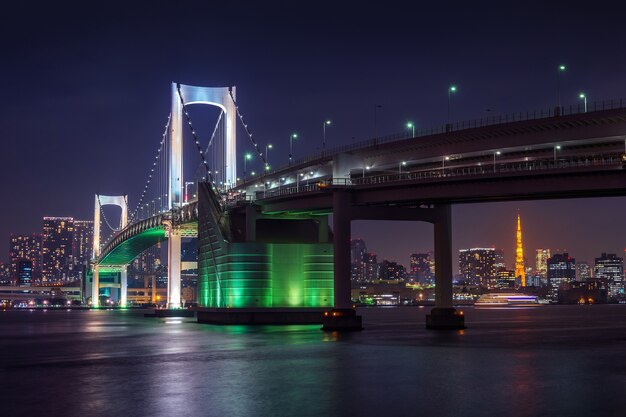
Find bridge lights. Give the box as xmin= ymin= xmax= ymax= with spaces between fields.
xmin=244 ymin=153 xmax=252 ymax=177
xmin=579 ymin=93 xmax=587 ymax=113
xmin=493 ymin=151 xmax=501 ymax=173
xmin=557 ymin=64 xmax=567 ymax=112
xmin=406 ymin=122 xmax=415 ymax=137
xmin=399 ymin=161 xmax=407 ymax=174
xmin=554 ymin=145 xmax=561 ymax=162
xmin=265 ymin=143 xmax=273 ymax=169
xmin=442 ymin=156 xmax=450 ymax=170
xmin=289 ymin=133 xmax=298 ymax=166
xmin=448 ymin=86 xmax=457 ymax=124
xmin=323 ymin=120 xmax=332 ymax=156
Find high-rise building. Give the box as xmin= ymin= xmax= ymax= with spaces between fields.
xmin=350 ymin=239 xmax=368 ymax=283
xmin=16 ymin=260 xmax=33 ymax=286
xmin=42 ymin=217 xmax=75 ymax=283
xmin=594 ymin=253 xmax=624 ymax=298
xmin=494 ymin=249 xmax=506 ymax=271
xmin=515 ymin=213 xmax=526 ymax=286
xmin=379 ymin=260 xmax=405 ymax=281
xmin=364 ymin=253 xmax=378 ymax=282
xmin=547 ymin=253 xmax=576 ymax=300
xmin=9 ymin=234 xmax=42 ymax=284
xmin=576 ymin=261 xmax=591 ymax=281
xmin=459 ymin=248 xmax=497 ymax=286
xmin=410 ymin=253 xmax=431 ymax=283
xmin=536 ymin=249 xmax=551 ymax=278
xmin=0 ymin=262 xmax=10 ymax=285
xmin=73 ymin=220 xmax=94 ymax=282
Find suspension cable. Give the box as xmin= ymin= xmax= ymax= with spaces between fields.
xmin=129 ymin=113 xmax=171 ymax=223
xmin=229 ymin=89 xmax=267 ymax=165
xmin=97 ymin=195 xmax=123 ymax=232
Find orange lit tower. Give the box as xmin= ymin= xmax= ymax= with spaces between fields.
xmin=515 ymin=212 xmax=526 ymax=286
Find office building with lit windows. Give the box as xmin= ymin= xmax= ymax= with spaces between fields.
xmin=536 ymin=249 xmax=551 ymax=278
xmin=459 ymin=248 xmax=497 ymax=286
xmin=547 ymin=253 xmax=576 ymax=300
xmin=594 ymin=253 xmax=624 ymax=298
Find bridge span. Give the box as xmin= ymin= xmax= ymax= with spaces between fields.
xmin=94 ymin=84 xmax=626 ymax=330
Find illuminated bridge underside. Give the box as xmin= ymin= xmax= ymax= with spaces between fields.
xmin=98 ymin=227 xmax=166 ymax=266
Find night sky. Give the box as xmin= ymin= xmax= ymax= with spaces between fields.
xmin=2 ymin=1 xmax=625 ymax=268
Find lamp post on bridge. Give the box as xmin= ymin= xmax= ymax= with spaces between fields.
xmin=554 ymin=145 xmax=561 ymax=162
xmin=289 ymin=133 xmax=298 ymax=166
xmin=244 ymin=153 xmax=252 ymax=178
xmin=323 ymin=120 xmax=331 ymax=156
xmin=493 ymin=151 xmax=501 ymax=173
xmin=265 ymin=144 xmax=273 ymax=171
xmin=406 ymin=122 xmax=415 ymax=138
xmin=557 ymin=64 xmax=566 ymax=114
xmin=399 ymin=161 xmax=406 ymax=175
xmin=579 ymin=93 xmax=587 ymax=113
xmin=442 ymin=156 xmax=450 ymax=172
xmin=447 ymin=85 xmax=457 ymax=126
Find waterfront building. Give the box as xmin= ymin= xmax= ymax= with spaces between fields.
xmin=495 ymin=269 xmax=516 ymax=288
xmin=350 ymin=239 xmax=368 ymax=283
xmin=364 ymin=253 xmax=378 ymax=282
xmin=379 ymin=260 xmax=405 ymax=281
xmin=459 ymin=248 xmax=497 ymax=286
xmin=576 ymin=261 xmax=591 ymax=281
xmin=16 ymin=260 xmax=32 ymax=286
xmin=0 ymin=262 xmax=10 ymax=285
xmin=9 ymin=234 xmax=42 ymax=284
xmin=410 ymin=253 xmax=431 ymax=283
xmin=536 ymin=248 xmax=551 ymax=278
xmin=547 ymin=253 xmax=576 ymax=300
xmin=72 ymin=220 xmax=93 ymax=281
xmin=594 ymin=253 xmax=624 ymax=298
xmin=42 ymin=217 xmax=75 ymax=283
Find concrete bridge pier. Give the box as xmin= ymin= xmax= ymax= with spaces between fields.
xmin=426 ymin=204 xmax=465 ymax=330
xmin=120 ymin=267 xmax=127 ymax=307
xmin=92 ymin=265 xmax=100 ymax=307
xmin=322 ymin=190 xmax=363 ymax=331
xmin=167 ymin=229 xmax=182 ymax=309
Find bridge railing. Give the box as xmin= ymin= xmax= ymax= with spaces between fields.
xmin=285 ymin=97 xmax=626 ymax=167
xmin=253 ymin=153 xmax=624 ymax=201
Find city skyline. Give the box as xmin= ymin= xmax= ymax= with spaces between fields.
xmin=2 ymin=3 xmax=625 ymax=268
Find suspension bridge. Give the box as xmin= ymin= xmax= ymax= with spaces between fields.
xmin=90 ymin=83 xmax=626 ymax=330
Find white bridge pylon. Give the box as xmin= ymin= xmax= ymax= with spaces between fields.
xmin=167 ymin=83 xmax=236 ymax=309
xmin=92 ymin=195 xmax=129 ymax=307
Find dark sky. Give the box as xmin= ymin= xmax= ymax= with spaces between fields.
xmin=2 ymin=1 xmax=625 ymax=268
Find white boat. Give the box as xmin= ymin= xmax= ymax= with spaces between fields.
xmin=475 ymin=293 xmax=547 ymax=307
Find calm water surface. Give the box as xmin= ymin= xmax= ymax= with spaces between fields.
xmin=2 ymin=306 xmax=626 ymax=417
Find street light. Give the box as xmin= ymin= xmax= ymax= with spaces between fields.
xmin=447 ymin=85 xmax=457 ymax=125
xmin=289 ymin=133 xmax=298 ymax=166
xmin=442 ymin=156 xmax=450 ymax=170
xmin=323 ymin=120 xmax=331 ymax=156
xmin=362 ymin=165 xmax=371 ymax=179
xmin=406 ymin=122 xmax=415 ymax=137
xmin=554 ymin=145 xmax=561 ymax=162
xmin=184 ymin=181 xmax=194 ymax=203
xmin=265 ymin=144 xmax=273 ymax=170
xmin=399 ymin=161 xmax=407 ymax=174
xmin=493 ymin=151 xmax=501 ymax=172
xmin=244 ymin=153 xmax=252 ymax=177
xmin=579 ymin=93 xmax=587 ymax=113
xmin=557 ymin=64 xmax=566 ymax=113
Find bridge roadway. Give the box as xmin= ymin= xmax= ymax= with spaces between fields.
xmin=98 ymin=106 xmax=626 ymax=328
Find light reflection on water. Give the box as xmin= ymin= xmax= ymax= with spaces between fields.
xmin=1 ymin=306 xmax=626 ymax=416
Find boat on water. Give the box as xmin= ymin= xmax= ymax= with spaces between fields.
xmin=474 ymin=293 xmax=548 ymax=307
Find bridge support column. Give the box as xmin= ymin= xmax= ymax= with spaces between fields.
xmin=427 ymin=204 xmax=465 ymax=329
xmin=167 ymin=229 xmax=182 ymax=309
xmin=322 ymin=190 xmax=362 ymax=331
xmin=120 ymin=267 xmax=127 ymax=307
xmin=92 ymin=265 xmax=100 ymax=307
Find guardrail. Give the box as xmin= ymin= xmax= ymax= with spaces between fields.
xmin=251 ymin=153 xmax=624 ymax=200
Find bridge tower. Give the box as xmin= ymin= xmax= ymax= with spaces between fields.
xmin=168 ymin=83 xmax=236 ymax=309
xmin=92 ymin=195 xmax=129 ymax=307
